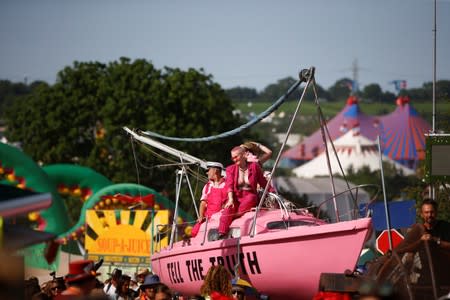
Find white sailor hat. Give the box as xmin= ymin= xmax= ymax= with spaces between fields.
xmin=205 ymin=161 xmax=224 ymax=170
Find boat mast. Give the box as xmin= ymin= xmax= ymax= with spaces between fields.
xmin=432 ymin=0 xmax=437 ymax=134
xmin=430 ymin=0 xmax=437 ymax=201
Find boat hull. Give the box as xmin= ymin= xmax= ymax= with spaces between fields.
xmin=151 ymin=217 xmax=372 ymax=300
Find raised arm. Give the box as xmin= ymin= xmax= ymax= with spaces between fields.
xmin=242 ymin=141 xmax=272 ymax=165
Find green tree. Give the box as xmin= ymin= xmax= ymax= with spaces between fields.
xmin=225 ymin=87 xmax=258 ymax=103
xmin=4 ymin=58 xmax=243 ymax=197
xmin=405 ymin=80 xmax=450 ymax=102
xmin=379 ymin=90 xmax=396 ymax=104
xmin=328 ymin=78 xmax=353 ymax=101
xmin=0 ymin=80 xmax=36 ymax=120
xmin=362 ymin=83 xmax=383 ymax=102
xmin=259 ymin=77 xmax=299 ymax=102
xmin=258 ymin=76 xmax=329 ymax=103
xmin=305 ymin=82 xmax=331 ymax=102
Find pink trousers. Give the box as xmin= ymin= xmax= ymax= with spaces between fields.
xmin=218 ymin=190 xmax=258 ymax=235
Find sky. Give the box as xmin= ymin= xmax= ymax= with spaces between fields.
xmin=1 ymin=0 xmax=450 ymax=93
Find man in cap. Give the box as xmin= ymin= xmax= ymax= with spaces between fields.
xmin=55 ymin=259 xmax=101 ymax=299
xmin=138 ymin=274 xmax=162 ymax=300
xmin=190 ymin=161 xmax=228 ymax=237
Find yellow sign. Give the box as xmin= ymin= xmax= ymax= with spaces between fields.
xmin=85 ymin=209 xmax=169 ymax=264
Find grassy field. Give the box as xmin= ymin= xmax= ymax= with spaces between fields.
xmin=236 ymin=100 xmax=449 ymax=116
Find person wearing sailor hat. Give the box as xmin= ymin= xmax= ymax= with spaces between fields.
xmin=205 ymin=161 xmax=224 ymax=169
xmin=190 ymin=161 xmax=227 ymax=238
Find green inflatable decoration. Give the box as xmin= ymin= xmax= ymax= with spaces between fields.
xmin=43 ymin=164 xmax=113 ymax=196
xmin=0 ymin=143 xmax=71 ymax=270
xmin=1 ymin=143 xmax=194 ymax=266
xmin=0 ymin=143 xmax=71 ymax=234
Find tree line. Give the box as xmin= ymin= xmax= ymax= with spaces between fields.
xmin=225 ymin=77 xmax=450 ymax=104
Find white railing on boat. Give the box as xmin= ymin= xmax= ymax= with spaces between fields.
xmin=315 ymin=184 xmax=380 ymax=222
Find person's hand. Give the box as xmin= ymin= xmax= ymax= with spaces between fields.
xmin=421 ymin=233 xmax=432 ymax=241
xmin=224 ymin=200 xmax=234 ymax=209
xmin=401 ymin=252 xmax=414 ymax=269
xmin=197 ymin=216 xmax=205 ymax=223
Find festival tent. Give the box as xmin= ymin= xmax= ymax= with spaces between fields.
xmin=281 ymin=96 xmax=382 ymax=166
xmin=379 ymin=96 xmax=431 ymax=169
xmin=292 ymin=129 xmax=415 ymax=178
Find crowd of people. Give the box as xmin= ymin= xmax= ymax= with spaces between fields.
xmin=24 ymin=263 xmax=258 ymax=300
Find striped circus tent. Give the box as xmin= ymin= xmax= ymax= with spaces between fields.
xmin=292 ymin=129 xmax=415 ymax=178
xmin=379 ymin=96 xmax=431 ymax=169
xmin=282 ymin=96 xmax=382 ymax=166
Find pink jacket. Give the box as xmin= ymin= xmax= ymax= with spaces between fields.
xmin=225 ymin=161 xmax=273 ymax=195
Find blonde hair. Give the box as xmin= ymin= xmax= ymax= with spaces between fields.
xmin=242 ymin=141 xmax=261 ymax=155
xmin=231 ymin=145 xmax=245 ymax=153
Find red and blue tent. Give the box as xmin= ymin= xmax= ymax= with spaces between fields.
xmin=379 ymin=96 xmax=431 ymax=169
xmin=281 ymin=96 xmax=382 ymax=166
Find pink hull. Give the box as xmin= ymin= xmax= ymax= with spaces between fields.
xmin=151 ymin=210 xmax=372 ymax=300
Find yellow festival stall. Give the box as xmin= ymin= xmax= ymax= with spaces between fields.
xmin=85 ymin=209 xmax=169 ymax=265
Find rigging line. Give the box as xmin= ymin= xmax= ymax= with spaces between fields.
xmin=313 ymin=86 xmax=357 ymax=207
xmin=313 ymin=78 xmax=339 ymax=222
xmin=135 ymin=137 xmax=208 ymax=210
xmin=140 ymin=76 xmax=304 ymax=142
xmin=191 ymin=163 xmax=202 ymax=210
xmin=130 ymin=137 xmax=141 ymax=185
xmin=132 ymin=138 xmax=209 ymax=182
xmin=139 ymin=142 xmax=209 ymax=183
xmin=131 ymin=144 xmax=172 ymax=170
xmin=137 ymin=143 xmax=203 ymax=179
xmin=131 ymin=137 xmax=210 ymax=202
xmin=130 ymin=136 xmax=143 ymax=201
xmin=140 ymin=143 xmax=181 ymax=167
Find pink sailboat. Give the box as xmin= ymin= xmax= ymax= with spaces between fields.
xmin=125 ymin=67 xmax=375 ymax=299
xmin=151 ymin=204 xmax=372 ymax=299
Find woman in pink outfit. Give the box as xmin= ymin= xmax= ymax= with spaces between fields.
xmin=218 ymin=146 xmax=273 ymax=238
xmin=190 ymin=161 xmax=227 ymax=238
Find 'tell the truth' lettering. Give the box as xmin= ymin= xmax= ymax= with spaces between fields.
xmin=166 ymin=262 xmax=184 ymax=284
xmin=186 ymin=259 xmax=205 ymax=282
xmin=208 ymin=251 xmax=261 ymax=275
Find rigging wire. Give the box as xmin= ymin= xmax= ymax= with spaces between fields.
xmin=140 ymin=75 xmax=305 ymax=142
xmin=130 ymin=137 xmax=208 ymax=217
xmin=311 ymin=81 xmax=357 ymax=211
xmin=134 ymin=142 xmax=208 ymax=183
xmin=130 ymin=136 xmax=143 ymax=202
